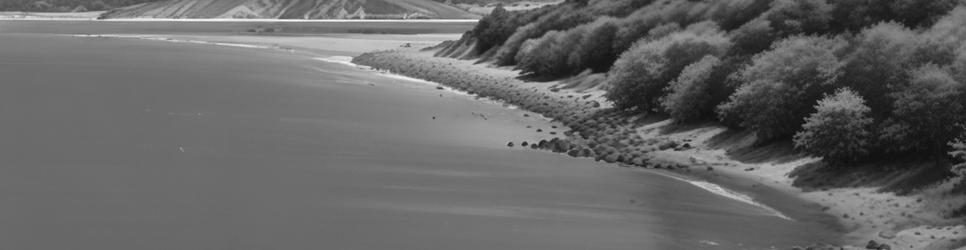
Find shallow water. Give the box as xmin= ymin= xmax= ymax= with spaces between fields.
xmin=0 ymin=22 xmax=839 ymax=250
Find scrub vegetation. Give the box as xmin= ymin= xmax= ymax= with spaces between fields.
xmin=453 ymin=0 xmax=966 ymax=168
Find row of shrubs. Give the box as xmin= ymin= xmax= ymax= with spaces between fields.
xmin=460 ymin=0 xmax=966 ymax=165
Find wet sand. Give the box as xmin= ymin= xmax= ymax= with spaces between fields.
xmin=1 ymin=22 xmax=839 ymax=249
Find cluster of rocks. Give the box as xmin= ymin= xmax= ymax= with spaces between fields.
xmin=354 ymin=51 xmax=696 ymax=170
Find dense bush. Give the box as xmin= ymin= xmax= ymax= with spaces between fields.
xmin=717 ymin=36 xmax=844 ymax=142
xmin=837 ymin=22 xmax=917 ymax=119
xmin=879 ymin=65 xmax=966 ymax=154
xmin=515 ymin=30 xmax=585 ymax=76
xmin=829 ymin=0 xmax=956 ymax=32
xmin=493 ymin=4 xmax=596 ymax=65
xmin=606 ymin=26 xmax=731 ymax=112
xmin=709 ymin=0 xmax=774 ymax=31
xmin=794 ymin=88 xmax=873 ymax=164
xmin=567 ymin=18 xmax=621 ymax=73
xmin=727 ymin=19 xmax=779 ymax=56
xmin=952 ymin=139 xmax=966 ymax=174
xmin=763 ymin=0 xmax=833 ymax=36
xmin=660 ymin=56 xmax=724 ymax=123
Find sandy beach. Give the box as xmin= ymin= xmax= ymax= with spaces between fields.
xmin=348 ymin=47 xmax=966 ymax=250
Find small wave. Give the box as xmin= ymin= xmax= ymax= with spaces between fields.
xmin=72 ymin=34 xmax=273 ymax=49
xmin=654 ymin=172 xmax=794 ymax=221
xmin=313 ymin=56 xmax=360 ymax=68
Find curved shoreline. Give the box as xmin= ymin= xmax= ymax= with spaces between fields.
xmin=64 ymin=32 xmax=966 ymax=249
xmin=351 ymin=47 xmax=966 ymax=250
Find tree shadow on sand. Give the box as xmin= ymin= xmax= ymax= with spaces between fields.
xmin=789 ymin=157 xmax=956 ymax=195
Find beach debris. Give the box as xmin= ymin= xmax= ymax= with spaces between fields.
xmin=179 ymin=147 xmax=185 ymax=153
xmin=436 ymin=86 xmax=444 ymax=90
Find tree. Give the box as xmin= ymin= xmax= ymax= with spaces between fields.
xmin=606 ymin=28 xmax=730 ymax=112
xmin=794 ymin=88 xmax=873 ymax=164
xmin=660 ymin=55 xmax=723 ymax=123
xmin=727 ymin=19 xmax=778 ymax=56
xmin=568 ymin=17 xmax=620 ymax=73
xmin=951 ymin=139 xmax=966 ymax=175
xmin=838 ymin=22 xmax=916 ymax=120
xmin=879 ymin=65 xmax=965 ymax=154
xmin=717 ymin=35 xmax=845 ymax=142
xmin=764 ymin=0 xmax=834 ymax=36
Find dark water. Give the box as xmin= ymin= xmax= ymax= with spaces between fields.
xmin=0 ymin=22 xmax=839 ymax=250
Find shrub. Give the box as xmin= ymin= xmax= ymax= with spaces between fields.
xmin=764 ymin=0 xmax=834 ymax=36
xmin=925 ymin=6 xmax=966 ymax=45
xmin=952 ymin=139 xmax=966 ymax=175
xmin=888 ymin=0 xmax=958 ymax=28
xmin=493 ymin=5 xmax=596 ymax=66
xmin=879 ymin=65 xmax=966 ymax=154
xmin=838 ymin=22 xmax=917 ymax=119
xmin=516 ymin=29 xmax=585 ymax=76
xmin=606 ymin=27 xmax=731 ymax=112
xmin=660 ymin=55 xmax=724 ymax=123
xmin=717 ymin=36 xmax=845 ymax=142
xmin=829 ymin=0 xmax=894 ymax=32
xmin=709 ymin=0 xmax=774 ymax=31
xmin=727 ymin=19 xmax=779 ymax=56
xmin=646 ymin=23 xmax=683 ymax=40
xmin=794 ymin=88 xmax=873 ymax=164
xmin=568 ymin=18 xmax=621 ymax=73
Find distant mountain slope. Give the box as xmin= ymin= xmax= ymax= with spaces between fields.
xmin=0 ymin=0 xmax=164 ymax=12
xmin=100 ymin=0 xmax=481 ymax=19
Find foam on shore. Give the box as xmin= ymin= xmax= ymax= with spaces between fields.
xmin=650 ymin=171 xmax=795 ymax=221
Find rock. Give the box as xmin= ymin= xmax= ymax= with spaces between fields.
xmin=521 ymin=141 xmax=529 ymax=147
xmin=878 ymin=229 xmax=897 ymax=239
xmin=603 ymin=154 xmax=619 ymax=163
xmin=567 ymin=149 xmax=580 ymax=157
xmin=707 ymin=166 xmax=714 ymax=171
xmin=866 ymin=240 xmax=880 ymax=249
xmin=877 ymin=244 xmax=890 ymax=250
xmin=507 ymin=142 xmax=514 ymax=147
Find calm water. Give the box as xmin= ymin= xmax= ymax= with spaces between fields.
xmin=0 ymin=21 xmax=839 ymax=250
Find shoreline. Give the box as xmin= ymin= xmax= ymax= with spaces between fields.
xmin=63 ymin=32 xmax=965 ymax=249
xmin=351 ymin=47 xmax=966 ymax=250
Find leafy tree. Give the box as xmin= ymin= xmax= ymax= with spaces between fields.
xmin=516 ymin=29 xmax=585 ymax=76
xmin=764 ymin=0 xmax=833 ymax=36
xmin=879 ymin=65 xmax=965 ymax=154
xmin=952 ymin=139 xmax=966 ymax=175
xmin=727 ymin=19 xmax=778 ymax=56
xmin=794 ymin=88 xmax=873 ymax=164
xmin=660 ymin=55 xmax=724 ymax=122
xmin=568 ymin=18 xmax=621 ymax=73
xmin=606 ymin=27 xmax=730 ymax=112
xmin=717 ymin=35 xmax=844 ymax=142
xmin=838 ymin=22 xmax=916 ymax=120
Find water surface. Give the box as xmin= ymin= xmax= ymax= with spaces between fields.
xmin=0 ymin=22 xmax=839 ymax=250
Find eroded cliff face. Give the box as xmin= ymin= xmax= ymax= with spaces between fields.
xmin=100 ymin=0 xmax=480 ymax=19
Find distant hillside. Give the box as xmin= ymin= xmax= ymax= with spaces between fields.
xmin=99 ymin=0 xmax=481 ymax=19
xmin=0 ymin=0 xmax=163 ymax=12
